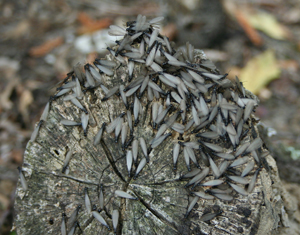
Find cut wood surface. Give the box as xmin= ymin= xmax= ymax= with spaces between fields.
xmin=14 ymin=15 xmax=299 ymax=235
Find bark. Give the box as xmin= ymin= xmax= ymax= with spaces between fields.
xmin=14 ymin=54 xmax=299 ymax=235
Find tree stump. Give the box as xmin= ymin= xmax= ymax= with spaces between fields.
xmin=14 ymin=16 xmax=297 ymax=235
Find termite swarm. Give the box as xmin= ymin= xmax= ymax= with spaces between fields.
xmin=17 ymin=14 xmax=270 ymax=234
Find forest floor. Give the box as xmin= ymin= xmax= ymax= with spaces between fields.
xmin=1 ymin=0 xmax=300 ymax=234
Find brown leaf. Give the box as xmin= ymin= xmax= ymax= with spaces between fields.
xmin=161 ymin=23 xmax=177 ymax=41
xmin=87 ymin=52 xmax=98 ymax=64
xmin=29 ymin=37 xmax=64 ymax=57
xmin=11 ymin=149 xmax=24 ymax=164
xmin=77 ymin=12 xmax=112 ymax=34
xmin=235 ymin=10 xmax=263 ymax=46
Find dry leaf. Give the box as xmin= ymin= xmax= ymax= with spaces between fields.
xmin=18 ymin=89 xmax=33 ymax=125
xmin=227 ymin=66 xmax=241 ymax=80
xmin=87 ymin=52 xmax=98 ymax=64
xmin=223 ymin=1 xmax=290 ymax=41
xmin=77 ymin=12 xmax=112 ymax=34
xmin=161 ymin=23 xmax=177 ymax=41
xmin=29 ymin=37 xmax=64 ymax=57
xmin=239 ymin=50 xmax=280 ymax=94
xmin=248 ymin=11 xmax=290 ymax=40
xmin=222 ymin=1 xmax=263 ymax=46
xmin=235 ymin=10 xmax=263 ymax=46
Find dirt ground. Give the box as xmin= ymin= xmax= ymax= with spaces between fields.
xmin=1 ymin=0 xmax=300 ymax=234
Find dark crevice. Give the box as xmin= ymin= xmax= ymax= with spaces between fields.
xmin=142 ymin=178 xmax=182 ymax=186
xmin=118 ymin=200 xmax=125 ymax=235
xmin=79 ymin=215 xmax=94 ymax=234
xmin=132 ymin=189 xmax=179 ymax=233
xmin=153 ymin=163 xmax=171 ymax=177
xmin=100 ymin=139 xmax=126 ymax=183
xmin=145 ymin=162 xmax=156 ymax=183
xmin=47 ymin=172 xmax=98 ymax=186
xmin=97 ymin=164 xmax=111 ymax=186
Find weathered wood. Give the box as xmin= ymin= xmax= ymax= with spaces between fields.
xmin=14 ymin=17 xmax=298 ymax=235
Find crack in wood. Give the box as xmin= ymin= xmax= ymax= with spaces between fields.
xmin=100 ymin=139 xmax=126 ymax=183
xmin=141 ymin=178 xmax=182 ymax=186
xmin=48 ymin=172 xmax=98 ymax=186
xmin=97 ymin=164 xmax=111 ymax=186
xmin=76 ymin=215 xmax=94 ymax=235
xmin=132 ymin=189 xmax=179 ymax=233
